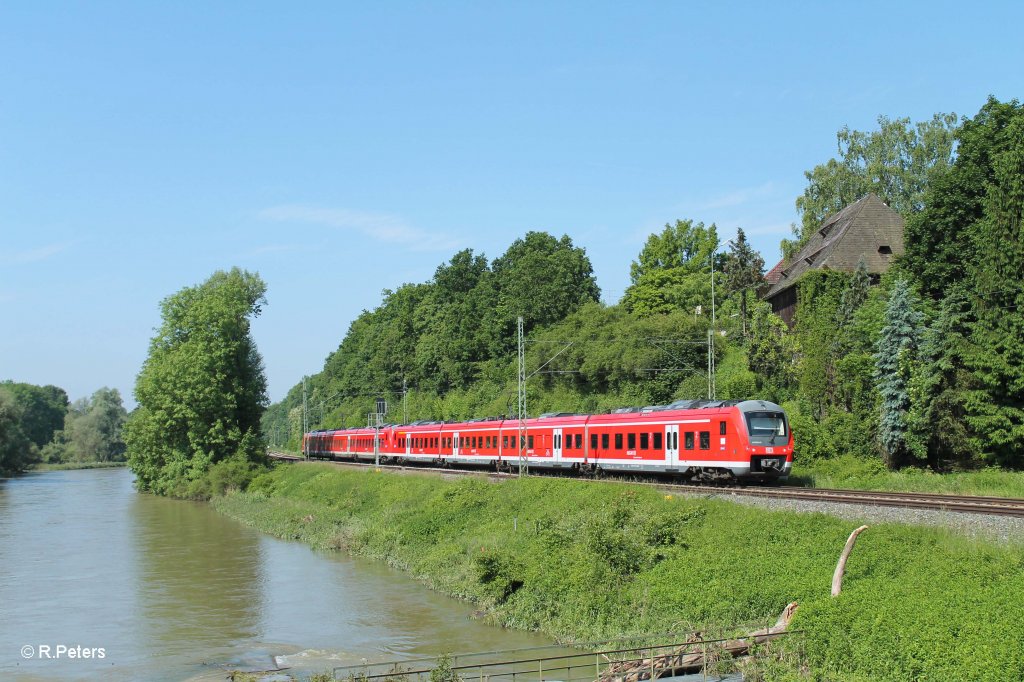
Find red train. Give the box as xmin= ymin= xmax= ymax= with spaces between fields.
xmin=303 ymin=399 xmax=793 ymax=483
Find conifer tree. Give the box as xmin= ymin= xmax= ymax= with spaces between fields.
xmin=962 ymin=114 xmax=1024 ymax=466
xmin=909 ymin=284 xmax=979 ymax=467
xmin=875 ymin=279 xmax=924 ymax=467
xmin=722 ymin=228 xmax=765 ymax=337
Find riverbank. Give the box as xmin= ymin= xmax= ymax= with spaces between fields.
xmin=30 ymin=460 xmax=127 ymax=471
xmin=214 ymin=463 xmax=1024 ymax=681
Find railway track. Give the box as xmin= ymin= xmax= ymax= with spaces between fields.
xmin=267 ymin=452 xmax=1024 ymax=518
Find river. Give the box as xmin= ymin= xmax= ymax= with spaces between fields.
xmin=0 ymin=468 xmax=562 ymax=681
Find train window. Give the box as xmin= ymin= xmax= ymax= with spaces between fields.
xmin=627 ymin=433 xmax=636 ymax=450
xmin=601 ymin=433 xmax=609 ymax=449
xmin=528 ymin=435 xmax=534 ymax=449
xmin=575 ymin=434 xmax=582 ymax=449
xmin=700 ymin=431 xmax=710 ymax=449
xmin=640 ymin=433 xmax=649 ymax=450
xmin=685 ymin=432 xmax=694 ymax=450
xmin=654 ymin=433 xmax=663 ymax=450
xmin=591 ymin=434 xmax=598 ymax=450
xmin=503 ymin=435 xmax=508 ymax=448
xmin=719 ymin=421 xmax=727 ymax=436
xmin=614 ymin=433 xmax=623 ymax=450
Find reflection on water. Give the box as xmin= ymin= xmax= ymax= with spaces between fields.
xmin=131 ymin=488 xmax=265 ymax=673
xmin=0 ymin=469 xmax=559 ymax=681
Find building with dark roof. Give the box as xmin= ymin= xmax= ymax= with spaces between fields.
xmin=762 ymin=193 xmax=904 ymax=325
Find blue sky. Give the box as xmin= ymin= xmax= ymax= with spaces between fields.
xmin=2 ymin=1 xmax=1021 ymax=407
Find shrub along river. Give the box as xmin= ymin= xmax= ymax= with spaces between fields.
xmin=0 ymin=468 xmax=560 ymax=681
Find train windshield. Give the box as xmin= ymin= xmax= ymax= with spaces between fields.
xmin=744 ymin=412 xmax=788 ymax=438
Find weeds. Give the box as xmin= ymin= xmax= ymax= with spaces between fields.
xmin=214 ymin=464 xmax=1024 ymax=681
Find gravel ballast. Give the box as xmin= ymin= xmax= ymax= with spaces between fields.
xmin=698 ymin=490 xmax=1024 ymax=544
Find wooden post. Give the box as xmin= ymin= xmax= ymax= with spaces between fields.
xmin=832 ymin=525 xmax=869 ymax=597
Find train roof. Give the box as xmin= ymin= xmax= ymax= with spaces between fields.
xmin=307 ymin=399 xmax=787 ymax=437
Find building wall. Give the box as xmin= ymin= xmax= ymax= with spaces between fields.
xmin=768 ymin=286 xmax=798 ymax=327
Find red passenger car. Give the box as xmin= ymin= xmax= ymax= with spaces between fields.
xmin=302 ymin=400 xmax=792 ymax=482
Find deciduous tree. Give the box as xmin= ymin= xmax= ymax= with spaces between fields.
xmin=61 ymin=387 xmax=128 ymax=462
xmin=904 ymin=98 xmax=1023 ymax=299
xmin=0 ymin=391 xmax=36 ymax=473
xmin=124 ymin=268 xmax=269 ymax=496
xmin=622 ymin=219 xmax=719 ymax=317
xmin=788 ymin=113 xmax=957 ymax=258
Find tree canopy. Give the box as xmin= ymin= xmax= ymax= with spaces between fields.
xmin=261 ymin=97 xmax=1024 ymax=474
xmin=124 ymin=268 xmax=269 ymax=497
xmin=0 ymin=391 xmax=36 ymax=474
xmin=47 ymin=387 xmax=129 ymax=463
xmin=787 ymin=113 xmax=958 ymax=258
xmin=622 ymin=219 xmax=719 ymax=317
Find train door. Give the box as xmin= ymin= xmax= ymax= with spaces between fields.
xmin=665 ymin=424 xmax=679 ymax=466
xmin=553 ymin=428 xmax=563 ymax=463
xmin=405 ymin=433 xmax=411 ymax=457
xmin=453 ymin=432 xmax=460 ymax=458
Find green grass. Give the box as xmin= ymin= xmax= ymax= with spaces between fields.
xmin=214 ymin=463 xmax=1024 ymax=682
xmin=30 ymin=460 xmax=128 ymax=471
xmin=792 ymin=454 xmax=1024 ymax=498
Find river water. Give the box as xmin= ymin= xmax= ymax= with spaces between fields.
xmin=0 ymin=468 xmax=561 ymax=681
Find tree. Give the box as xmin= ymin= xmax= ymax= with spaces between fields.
xmin=722 ymin=228 xmax=764 ymax=336
xmin=0 ymin=391 xmax=36 ymax=474
xmin=0 ymin=381 xmax=68 ymax=449
xmin=960 ymin=110 xmax=1024 ymax=467
xmin=788 ymin=113 xmax=958 ymax=258
xmin=908 ymin=284 xmax=980 ymax=468
xmin=415 ymin=249 xmax=496 ymax=391
xmin=903 ymin=98 xmax=1023 ymax=299
xmin=123 ymin=268 xmax=269 ymax=496
xmin=61 ymin=388 xmax=128 ymax=462
xmin=874 ymin=279 xmax=924 ymax=467
xmin=747 ymin=300 xmax=797 ymax=397
xmin=490 ymin=232 xmax=600 ymax=351
xmin=622 ymin=219 xmax=719 ymax=317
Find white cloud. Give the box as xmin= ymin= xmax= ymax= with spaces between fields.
xmin=257 ymin=205 xmax=461 ymax=252
xmin=697 ymin=182 xmax=776 ymax=210
xmin=4 ymin=241 xmax=76 ymax=264
xmin=234 ymin=243 xmax=303 ymax=259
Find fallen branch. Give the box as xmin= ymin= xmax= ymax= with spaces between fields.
xmin=597 ymin=602 xmax=798 ymax=682
xmin=832 ymin=525 xmax=869 ymax=597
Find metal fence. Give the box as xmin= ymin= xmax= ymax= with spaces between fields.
xmin=331 ymin=629 xmax=803 ymax=682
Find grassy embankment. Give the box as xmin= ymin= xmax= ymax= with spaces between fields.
xmin=30 ymin=461 xmax=127 ymax=471
xmin=792 ymin=454 xmax=1024 ymax=498
xmin=215 ymin=463 xmax=1024 ymax=681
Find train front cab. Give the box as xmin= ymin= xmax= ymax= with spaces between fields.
xmin=732 ymin=400 xmax=792 ymax=482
